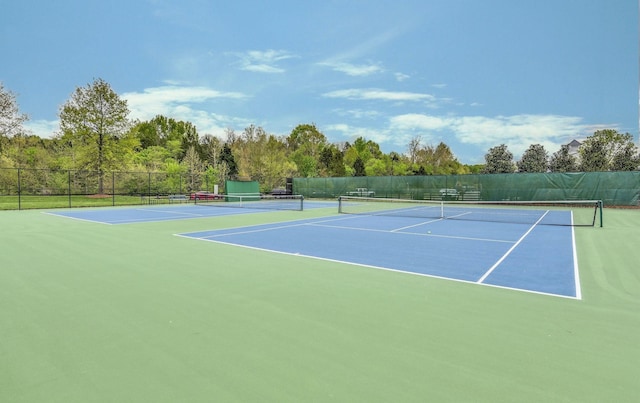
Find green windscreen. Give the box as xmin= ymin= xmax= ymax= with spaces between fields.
xmin=225 ymin=180 xmax=260 ymax=196
xmin=294 ymin=172 xmax=640 ymax=206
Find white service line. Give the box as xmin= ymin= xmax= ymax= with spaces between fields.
xmin=477 ymin=210 xmax=550 ymax=284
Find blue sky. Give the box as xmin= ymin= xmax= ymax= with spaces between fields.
xmin=1 ymin=0 xmax=637 ymax=163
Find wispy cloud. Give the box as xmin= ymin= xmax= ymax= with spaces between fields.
xmin=333 ymin=108 xmax=381 ymax=120
xmin=122 ymin=84 xmax=250 ymax=135
xmin=325 ymin=111 xmax=607 ymax=161
xmin=123 ymin=84 xmax=246 ymax=107
xmin=325 ymin=123 xmax=389 ymax=145
xmin=453 ymin=114 xmax=594 ymax=156
xmin=320 ymin=61 xmax=384 ymax=76
xmin=236 ymin=49 xmax=296 ymax=73
xmin=395 ymin=72 xmax=410 ymax=82
xmin=323 ymin=88 xmax=436 ymax=103
xmin=24 ymin=119 xmax=60 ymax=138
xmin=387 ymin=113 xmax=600 ymax=158
xmin=390 ymin=114 xmax=452 ymax=131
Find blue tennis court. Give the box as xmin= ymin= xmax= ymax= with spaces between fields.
xmin=44 ymin=205 xmax=262 ymax=224
xmin=45 ymin=199 xmax=333 ymax=224
xmin=178 ymin=212 xmax=581 ymax=299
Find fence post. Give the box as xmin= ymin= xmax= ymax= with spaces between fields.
xmin=17 ymin=168 xmax=21 ymax=210
xmin=112 ymin=172 xmax=115 ymax=206
xmin=68 ymin=170 xmax=72 ymax=208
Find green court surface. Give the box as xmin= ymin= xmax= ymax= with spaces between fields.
xmin=1 ymin=206 xmax=638 ymax=402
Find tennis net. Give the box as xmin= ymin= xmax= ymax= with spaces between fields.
xmin=196 ymin=193 xmax=304 ymax=211
xmin=338 ymin=196 xmax=603 ymax=227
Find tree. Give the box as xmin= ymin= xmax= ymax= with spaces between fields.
xmin=343 ymin=137 xmax=382 ymax=171
xmin=407 ymin=136 xmax=422 ymax=164
xmin=133 ymin=115 xmax=200 ymax=160
xmin=319 ymin=144 xmax=345 ymax=177
xmin=59 ymin=78 xmax=134 ymax=192
xmin=0 ymin=82 xmax=28 ymax=138
xmin=517 ymin=144 xmax=548 ymax=173
xmin=200 ymin=134 xmax=222 ymax=167
xmin=257 ymin=135 xmax=297 ymax=190
xmin=579 ymin=129 xmax=639 ymax=171
xmin=353 ymin=157 xmax=366 ymax=176
xmin=218 ymin=143 xmax=238 ymax=179
xmin=181 ymin=145 xmax=204 ymax=192
xmin=416 ymin=142 xmax=464 ymax=175
xmin=286 ymin=123 xmax=327 ymax=156
xmin=365 ymin=158 xmax=386 ymax=176
xmin=286 ymin=124 xmax=327 ymax=177
xmin=548 ymin=145 xmax=578 ymax=172
xmin=611 ymin=141 xmax=640 ymax=171
xmin=483 ymin=144 xmax=515 ymax=173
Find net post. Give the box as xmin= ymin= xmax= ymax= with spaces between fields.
xmin=598 ymin=200 xmax=603 ymax=227
xmin=300 ymin=195 xmax=304 ymax=211
xmin=338 ymin=196 xmax=343 ymax=213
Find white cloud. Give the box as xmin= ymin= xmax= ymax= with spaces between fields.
xmin=390 ymin=114 xmax=452 ymax=131
xmin=332 ymin=108 xmax=381 ymax=119
xmin=123 ymin=85 xmax=245 ymax=110
xmin=325 ymin=123 xmax=389 ymax=145
xmin=20 ymin=85 xmax=250 ymax=139
xmin=242 ymin=64 xmax=285 ymax=74
xmin=320 ymin=61 xmax=384 ymax=76
xmin=395 ymin=72 xmax=410 ymax=82
xmin=323 ymin=88 xmax=436 ymax=103
xmin=236 ymin=49 xmax=296 ymax=73
xmin=387 ymin=113 xmax=596 ymax=158
xmin=24 ymin=119 xmax=59 ymax=138
xmin=122 ymin=84 xmax=250 ymax=136
xmin=325 ymin=112 xmax=605 ymax=160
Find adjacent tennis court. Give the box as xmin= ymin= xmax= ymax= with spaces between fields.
xmin=2 ymin=198 xmax=638 ymax=402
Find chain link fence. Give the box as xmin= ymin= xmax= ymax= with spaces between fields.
xmin=3 ymin=168 xmax=639 ymax=209
xmin=0 ymin=168 xmax=219 ymax=210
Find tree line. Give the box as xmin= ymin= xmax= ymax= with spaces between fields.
xmin=1 ymin=79 xmax=638 ymax=192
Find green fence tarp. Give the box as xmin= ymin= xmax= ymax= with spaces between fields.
xmin=293 ymin=172 xmax=640 ymax=206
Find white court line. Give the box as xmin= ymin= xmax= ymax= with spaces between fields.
xmin=391 ymin=218 xmax=443 ymax=232
xmin=571 ymin=212 xmax=582 ymax=300
xmin=42 ymin=211 xmax=114 ymax=225
xmin=305 ymin=222 xmax=515 ymax=243
xmin=135 ymin=208 xmax=204 ymax=216
xmin=198 ymin=222 xmax=310 ymax=239
xmin=477 ymin=210 xmax=549 ymax=284
xmin=195 ymin=216 xmax=404 ymax=240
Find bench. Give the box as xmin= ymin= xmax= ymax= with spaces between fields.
xmin=346 ymin=188 xmax=375 ymax=197
xmin=168 ymin=194 xmax=189 ymax=203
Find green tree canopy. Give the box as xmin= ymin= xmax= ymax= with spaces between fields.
xmin=579 ymin=129 xmax=639 ymax=171
xmin=548 ymin=145 xmax=578 ymax=172
xmin=483 ymin=144 xmax=516 ymax=174
xmin=286 ymin=124 xmax=328 ymax=177
xmin=219 ymin=143 xmax=238 ymax=179
xmin=58 ymin=78 xmax=136 ymax=192
xmin=319 ymin=144 xmax=346 ymax=177
xmin=517 ymin=144 xmax=548 ymax=173
xmin=0 ymin=82 xmax=28 ymax=138
xmin=353 ymin=156 xmax=366 ymax=176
